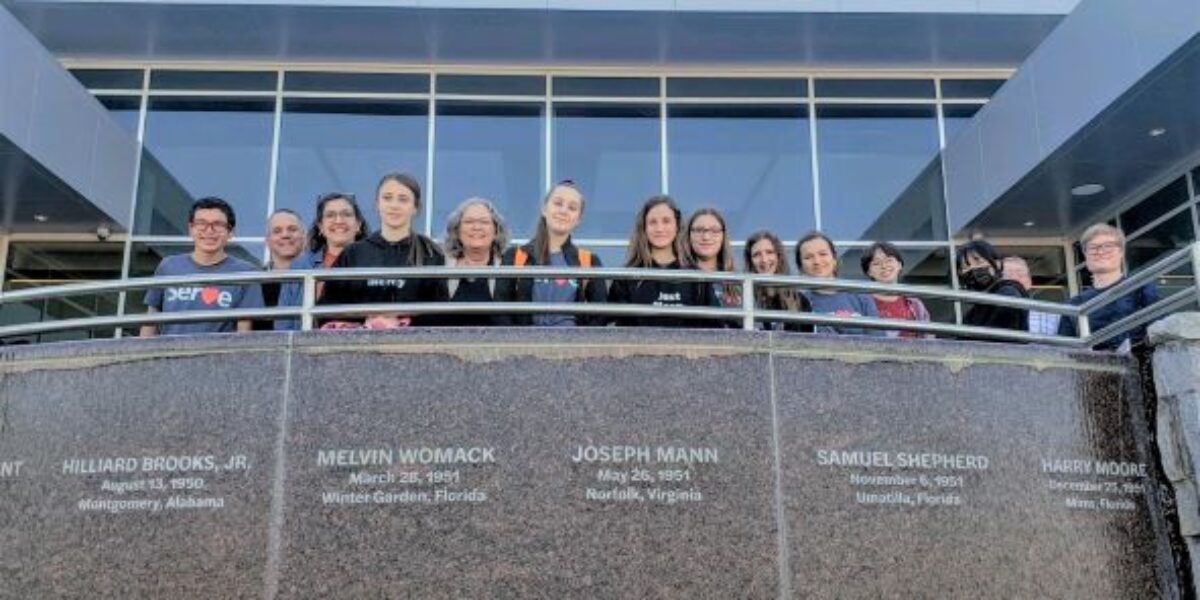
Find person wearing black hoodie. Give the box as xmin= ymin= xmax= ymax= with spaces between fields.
xmin=319 ymin=172 xmax=448 ymax=327
xmin=955 ymin=239 xmax=1028 ymax=333
xmin=607 ymin=195 xmax=719 ymax=328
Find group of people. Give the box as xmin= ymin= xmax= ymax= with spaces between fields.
xmin=139 ymin=172 xmax=1157 ymax=350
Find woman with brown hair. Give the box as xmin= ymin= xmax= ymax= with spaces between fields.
xmin=494 ymin=180 xmax=607 ymax=326
xmin=607 ymin=195 xmax=719 ymax=328
xmin=684 ymin=207 xmax=741 ymax=307
xmin=744 ymin=230 xmax=812 ymax=332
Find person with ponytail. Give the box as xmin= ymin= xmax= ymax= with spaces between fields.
xmin=319 ymin=172 xmax=448 ymax=328
xmin=744 ymin=230 xmax=812 ymax=332
xmin=494 ymin=180 xmax=606 ymax=326
xmin=607 ymin=195 xmax=719 ymax=328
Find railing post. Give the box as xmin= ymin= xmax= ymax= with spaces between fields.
xmin=301 ymin=274 xmax=316 ymax=332
xmin=742 ymin=275 xmax=755 ymax=331
xmin=1192 ymin=242 xmax=1200 ymax=308
xmin=1077 ymin=313 xmax=1091 ymax=343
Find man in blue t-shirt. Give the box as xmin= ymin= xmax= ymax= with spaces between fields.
xmin=1058 ymin=223 xmax=1158 ymax=350
xmin=140 ymin=197 xmax=264 ymax=337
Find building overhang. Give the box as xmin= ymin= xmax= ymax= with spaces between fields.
xmin=3 ymin=1 xmax=1068 ymax=68
xmin=944 ymin=0 xmax=1200 ymax=239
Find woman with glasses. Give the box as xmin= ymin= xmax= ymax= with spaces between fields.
xmin=441 ymin=197 xmax=509 ymax=326
xmin=1058 ymin=223 xmax=1158 ymax=350
xmin=683 ymin=208 xmax=740 ymax=307
xmin=796 ymin=231 xmax=883 ymax=336
xmin=275 ymin=192 xmax=368 ymax=330
xmin=744 ymin=230 xmax=812 ymax=332
xmin=495 ymin=181 xmax=607 ymax=326
xmin=860 ymin=241 xmax=931 ymax=338
xmin=319 ymin=172 xmax=449 ymax=328
xmin=608 ymin=195 xmax=719 ymax=328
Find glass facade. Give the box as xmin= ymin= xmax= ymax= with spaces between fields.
xmin=34 ymin=66 xmax=1200 ymax=338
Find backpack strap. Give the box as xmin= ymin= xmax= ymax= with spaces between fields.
xmin=578 ymin=248 xmax=592 ymax=268
xmin=514 ymin=247 xmax=529 ymax=267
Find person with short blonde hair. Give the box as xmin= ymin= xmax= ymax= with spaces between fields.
xmin=1059 ymin=223 xmax=1157 ymax=350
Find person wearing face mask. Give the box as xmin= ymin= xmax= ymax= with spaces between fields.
xmin=607 ymin=195 xmax=719 ymax=328
xmin=495 ymin=181 xmax=607 ymax=326
xmin=319 ymin=172 xmax=448 ymax=328
xmin=860 ymin=241 xmax=931 ymax=338
xmin=955 ymin=240 xmax=1028 ymax=333
xmin=744 ymin=230 xmax=812 ymax=332
xmin=275 ymin=192 xmax=369 ymax=331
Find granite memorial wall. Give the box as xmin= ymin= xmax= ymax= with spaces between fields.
xmin=0 ymin=329 xmax=1183 ymax=598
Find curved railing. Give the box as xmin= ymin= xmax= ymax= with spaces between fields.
xmin=1 ymin=242 xmax=1197 ymax=349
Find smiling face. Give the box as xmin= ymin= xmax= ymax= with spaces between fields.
xmin=1083 ymin=232 xmax=1124 ymax=277
xmin=189 ymin=208 xmax=232 ymax=256
xmin=866 ymin=248 xmax=901 ymax=284
xmin=798 ymin=237 xmax=836 ymax=279
xmin=376 ymin=179 xmax=417 ymax=232
xmin=688 ymin=214 xmax=725 ymax=262
xmin=458 ymin=203 xmax=496 ymax=254
xmin=267 ymin=212 xmax=304 ymax=262
xmin=542 ymin=185 xmax=583 ymax=237
xmin=749 ymin=238 xmax=779 ymax=274
xmin=644 ymin=203 xmax=679 ymax=251
xmin=319 ymin=198 xmax=361 ymax=250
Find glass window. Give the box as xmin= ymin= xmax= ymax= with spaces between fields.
xmin=1 ymin=241 xmax=124 ymax=343
xmin=433 ymin=102 xmax=544 ymax=239
xmin=97 ymin=96 xmax=142 ymax=136
xmin=134 ymin=98 xmax=275 ymax=235
xmin=275 ymin=99 xmax=429 ymax=230
xmin=814 ymin=79 xmax=935 ymax=99
xmin=284 ymin=71 xmax=428 ymax=94
xmin=1192 ymin=166 xmax=1200 ymax=197
xmin=668 ymin=78 xmax=807 ymax=98
xmin=437 ymin=75 xmax=544 ymax=96
xmin=942 ymin=104 xmax=983 ymax=146
xmin=940 ymin=79 xmax=1006 ymax=99
xmin=70 ymin=68 xmax=143 ymax=90
xmin=1126 ymin=210 xmax=1196 ymax=271
xmin=1119 ymin=177 xmax=1189 ymax=235
xmin=837 ymin=245 xmax=954 ymax=322
xmin=553 ymin=77 xmax=658 ymax=98
xmin=668 ymin=104 xmax=814 ymax=240
xmin=150 ymin=70 xmax=277 ymax=92
xmin=816 ymin=104 xmax=944 ymax=241
xmin=553 ymin=103 xmax=661 ymax=239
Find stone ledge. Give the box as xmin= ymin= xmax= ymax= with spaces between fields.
xmin=1150 ymin=313 xmax=1200 ymax=346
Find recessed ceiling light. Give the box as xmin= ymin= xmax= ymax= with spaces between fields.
xmin=1149 ymin=127 xmax=1167 ymax=137
xmin=1023 ymin=221 xmax=1035 ymax=227
xmin=1071 ymin=184 xmax=1105 ymax=197
xmin=33 ymin=214 xmax=48 ymax=222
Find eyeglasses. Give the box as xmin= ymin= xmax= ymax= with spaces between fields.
xmin=461 ymin=218 xmax=495 ymax=228
xmin=1084 ymin=241 xmax=1121 ymax=255
xmin=869 ymin=257 xmax=900 ymax=269
xmin=190 ymin=220 xmax=230 ymax=233
xmin=690 ymin=226 xmax=724 ymax=237
xmin=322 ymin=209 xmax=357 ymax=221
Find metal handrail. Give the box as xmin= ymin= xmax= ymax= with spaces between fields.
xmin=0 ymin=242 xmax=1196 ymax=349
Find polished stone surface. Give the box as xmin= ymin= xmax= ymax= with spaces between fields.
xmin=0 ymin=329 xmax=1183 ymax=598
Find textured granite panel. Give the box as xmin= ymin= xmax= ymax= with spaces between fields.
xmin=280 ymin=328 xmax=779 ymax=600
xmin=772 ymin=333 xmax=1170 ymax=599
xmin=0 ymin=334 xmax=289 ymax=599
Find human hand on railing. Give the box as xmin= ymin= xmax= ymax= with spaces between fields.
xmin=364 ymin=314 xmax=412 ymax=330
